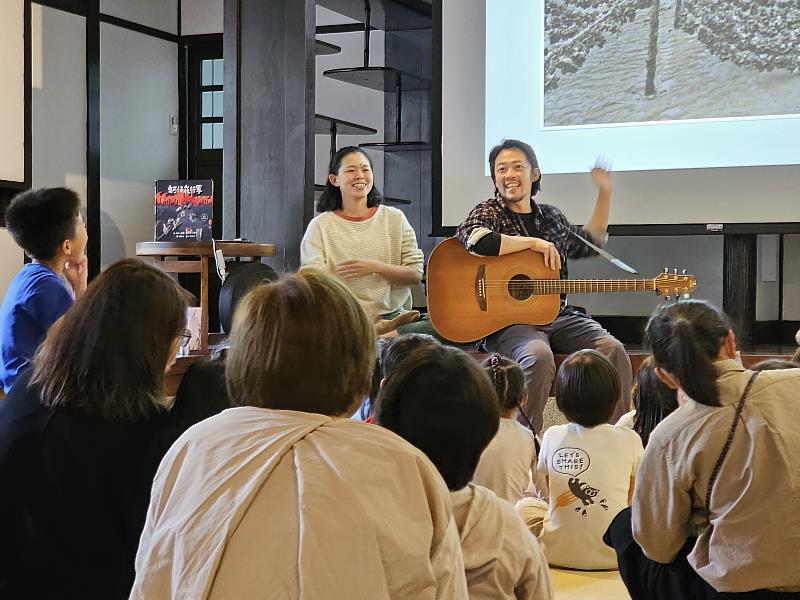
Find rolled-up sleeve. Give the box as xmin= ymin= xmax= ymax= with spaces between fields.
xmin=455 ymin=202 xmax=501 ymax=254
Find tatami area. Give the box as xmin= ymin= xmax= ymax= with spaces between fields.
xmin=551 ymin=568 xmax=631 ymax=599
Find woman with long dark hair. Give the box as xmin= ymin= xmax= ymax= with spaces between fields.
xmin=301 ymin=146 xmax=425 ymax=334
xmin=605 ymin=300 xmax=800 ymax=598
xmin=0 ymin=259 xmax=189 ymax=599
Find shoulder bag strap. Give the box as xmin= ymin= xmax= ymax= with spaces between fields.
xmin=704 ymin=371 xmax=759 ymax=517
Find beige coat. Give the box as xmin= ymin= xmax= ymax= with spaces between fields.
xmin=451 ymin=484 xmax=553 ymax=600
xmin=633 ymin=360 xmax=800 ymax=593
xmin=130 ymin=407 xmax=468 ymax=599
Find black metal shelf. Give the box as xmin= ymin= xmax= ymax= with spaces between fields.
xmin=316 ymin=0 xmax=432 ymax=31
xmin=314 ymin=114 xmax=377 ymax=136
xmin=323 ymin=66 xmax=429 ymax=92
xmin=313 ymin=183 xmax=412 ymax=206
xmin=315 ymin=39 xmax=342 ymax=56
xmin=360 ymin=141 xmax=431 ymax=152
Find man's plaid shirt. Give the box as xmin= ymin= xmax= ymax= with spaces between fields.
xmin=454 ymin=194 xmax=602 ymax=281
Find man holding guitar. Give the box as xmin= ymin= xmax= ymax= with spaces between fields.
xmin=454 ymin=139 xmax=631 ymax=433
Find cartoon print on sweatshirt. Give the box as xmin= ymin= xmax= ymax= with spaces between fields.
xmin=552 ymin=447 xmax=609 ymax=517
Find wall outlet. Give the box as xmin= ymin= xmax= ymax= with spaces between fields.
xmin=169 ymin=114 xmax=178 ymax=136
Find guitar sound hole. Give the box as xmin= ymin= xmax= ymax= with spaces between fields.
xmin=508 ymin=274 xmax=533 ymax=301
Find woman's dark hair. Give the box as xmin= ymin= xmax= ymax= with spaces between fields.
xmin=488 ymin=139 xmax=542 ymax=196
xmin=556 ymin=349 xmax=620 ymax=427
xmin=375 ymin=345 xmax=500 ymax=491
xmin=481 ymin=353 xmax=525 ymax=413
xmin=644 ymin=300 xmax=733 ymax=407
xmin=632 ymin=356 xmax=678 ymax=448
xmin=5 ymin=187 xmax=81 ymax=259
xmin=31 ymin=259 xmax=188 ymax=421
xmin=750 ymin=358 xmax=799 ymax=372
xmin=316 ymin=146 xmax=382 ymax=212
xmin=380 ymin=333 xmax=440 ymax=379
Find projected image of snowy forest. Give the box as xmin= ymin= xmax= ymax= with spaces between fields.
xmin=543 ymin=0 xmax=800 ymax=126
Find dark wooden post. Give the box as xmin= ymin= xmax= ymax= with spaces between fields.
xmin=723 ymin=234 xmax=757 ymax=345
xmin=223 ymin=0 xmax=315 ymax=271
xmin=645 ymin=0 xmax=660 ymax=96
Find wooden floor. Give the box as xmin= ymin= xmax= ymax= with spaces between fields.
xmin=550 ymin=568 xmax=630 ymax=600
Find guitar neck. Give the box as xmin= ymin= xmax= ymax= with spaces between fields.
xmin=530 ymin=278 xmax=657 ymax=294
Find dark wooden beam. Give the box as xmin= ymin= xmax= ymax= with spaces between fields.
xmin=223 ymin=0 xmax=315 ymax=270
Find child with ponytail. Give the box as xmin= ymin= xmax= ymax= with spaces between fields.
xmin=472 ymin=354 xmax=540 ymax=505
xmin=605 ymin=299 xmax=800 ymax=598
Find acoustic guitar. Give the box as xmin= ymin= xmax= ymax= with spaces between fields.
xmin=426 ymin=238 xmax=697 ymax=342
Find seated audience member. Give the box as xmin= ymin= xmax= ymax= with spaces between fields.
xmin=615 ymin=357 xmax=678 ymax=448
xmin=0 ymin=259 xmax=189 ymax=599
xmin=300 ymin=146 xmax=425 ymax=336
xmin=605 ymin=300 xmax=800 ymax=598
xmin=130 ymin=269 xmax=467 ymax=599
xmin=518 ymin=350 xmax=643 ymax=570
xmin=375 ymin=345 xmax=553 ymax=600
xmin=0 ymin=187 xmax=88 ymax=392
xmin=749 ymin=358 xmax=799 ymax=371
xmin=357 ymin=333 xmax=440 ymax=422
xmin=472 ymin=354 xmax=539 ymax=505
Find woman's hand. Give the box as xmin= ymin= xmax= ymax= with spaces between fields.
xmin=336 ymin=259 xmax=381 ymax=280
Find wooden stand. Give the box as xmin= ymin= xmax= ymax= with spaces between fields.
xmin=136 ymin=241 xmax=276 ymax=352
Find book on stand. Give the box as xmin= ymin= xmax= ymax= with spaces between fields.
xmin=154 ymin=180 xmax=214 ymax=242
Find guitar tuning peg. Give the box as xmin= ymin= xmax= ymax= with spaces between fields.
xmin=681 ymin=269 xmax=687 ymax=275
xmin=665 ymin=295 xmax=671 ymax=301
xmin=664 ymin=267 xmax=669 ymax=273
xmin=683 ymin=293 xmax=690 ymax=299
xmin=673 ymin=268 xmax=678 ymax=274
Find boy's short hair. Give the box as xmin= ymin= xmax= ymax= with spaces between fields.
xmin=5 ymin=188 xmax=82 ymax=260
xmin=380 ymin=333 xmax=439 ymax=379
xmin=375 ymin=345 xmax=500 ymax=490
xmin=556 ymin=349 xmax=620 ymax=427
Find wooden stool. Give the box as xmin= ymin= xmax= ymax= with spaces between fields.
xmin=136 ymin=241 xmax=276 ymax=353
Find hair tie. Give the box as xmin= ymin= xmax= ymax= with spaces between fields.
xmin=490 ymin=354 xmax=502 ymax=383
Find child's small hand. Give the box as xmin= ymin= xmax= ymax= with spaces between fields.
xmin=555 ymin=490 xmax=578 ymax=509
xmin=64 ymin=255 xmax=88 ymax=297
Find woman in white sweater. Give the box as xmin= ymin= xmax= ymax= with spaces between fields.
xmin=301 ymin=147 xmax=425 ymax=333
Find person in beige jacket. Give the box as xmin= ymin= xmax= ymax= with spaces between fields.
xmin=376 ymin=344 xmax=553 ymax=600
xmin=604 ymin=299 xmax=800 ymax=598
xmin=129 ymin=269 xmax=467 ymax=599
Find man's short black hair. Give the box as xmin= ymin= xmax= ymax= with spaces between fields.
xmin=5 ymin=187 xmax=81 ymax=259
xmin=488 ymin=139 xmax=542 ymax=196
xmin=374 ymin=345 xmax=500 ymax=491
xmin=556 ymin=349 xmax=620 ymax=427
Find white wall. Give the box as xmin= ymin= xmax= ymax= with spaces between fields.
xmin=31 ymin=5 xmax=87 ymax=198
xmin=0 ymin=0 xmax=25 ymax=183
xmin=100 ymin=23 xmax=179 ymax=268
xmin=182 ymin=0 xmax=223 ymax=35
xmin=101 ymin=0 xmax=178 ymax=34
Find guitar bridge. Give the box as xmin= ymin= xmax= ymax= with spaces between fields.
xmin=475 ymin=265 xmax=487 ymax=311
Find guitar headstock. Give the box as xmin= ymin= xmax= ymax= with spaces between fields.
xmin=654 ymin=268 xmax=697 ymax=300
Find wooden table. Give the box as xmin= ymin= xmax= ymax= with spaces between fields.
xmin=136 ymin=241 xmax=276 ymax=352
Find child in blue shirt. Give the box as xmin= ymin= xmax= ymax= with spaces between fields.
xmin=1 ymin=187 xmax=88 ymax=392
